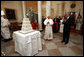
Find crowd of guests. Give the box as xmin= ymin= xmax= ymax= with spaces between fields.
xmin=42 ymin=15 xmax=66 ymax=33
xmin=42 ymin=13 xmax=83 ymax=33
xmin=42 ymin=12 xmax=83 ymax=44
xmin=43 ymin=13 xmax=72 ymax=44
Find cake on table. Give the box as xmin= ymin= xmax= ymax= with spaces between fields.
xmin=20 ymin=18 xmax=33 ymax=34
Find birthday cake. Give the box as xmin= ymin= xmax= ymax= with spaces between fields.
xmin=20 ymin=18 xmax=33 ymax=33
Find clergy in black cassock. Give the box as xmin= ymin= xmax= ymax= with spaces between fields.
xmin=42 ymin=16 xmax=46 ymax=31
xmin=62 ymin=13 xmax=72 ymax=44
xmin=58 ymin=16 xmax=62 ymax=32
xmin=53 ymin=16 xmax=59 ymax=33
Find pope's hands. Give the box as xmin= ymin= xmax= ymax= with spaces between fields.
xmin=47 ymin=22 xmax=49 ymax=24
xmin=5 ymin=25 xmax=9 ymax=27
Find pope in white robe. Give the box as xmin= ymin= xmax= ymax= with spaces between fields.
xmin=44 ymin=16 xmax=54 ymax=40
xmin=1 ymin=10 xmax=11 ymax=40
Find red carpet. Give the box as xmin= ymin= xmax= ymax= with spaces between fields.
xmin=70 ymin=28 xmax=83 ymax=35
xmin=70 ymin=28 xmax=76 ymax=33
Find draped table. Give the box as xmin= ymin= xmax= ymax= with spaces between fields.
xmin=13 ymin=30 xmax=42 ymax=56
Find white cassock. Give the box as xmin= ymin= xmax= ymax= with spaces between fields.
xmin=44 ymin=18 xmax=53 ymax=40
xmin=1 ymin=17 xmax=11 ymax=39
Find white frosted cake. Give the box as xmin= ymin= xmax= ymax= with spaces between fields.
xmin=20 ymin=18 xmax=33 ymax=33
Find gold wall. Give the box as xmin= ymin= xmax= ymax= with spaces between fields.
xmin=1 ymin=1 xmax=23 ymax=23
xmin=25 ymin=1 xmax=83 ymax=18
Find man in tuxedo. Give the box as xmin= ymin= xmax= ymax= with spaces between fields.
xmin=62 ymin=13 xmax=72 ymax=44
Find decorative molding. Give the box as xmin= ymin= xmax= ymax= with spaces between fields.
xmin=70 ymin=3 xmax=76 ymax=8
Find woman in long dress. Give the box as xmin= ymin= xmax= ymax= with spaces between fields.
xmin=76 ymin=14 xmax=82 ymax=30
xmin=59 ymin=16 xmax=65 ymax=33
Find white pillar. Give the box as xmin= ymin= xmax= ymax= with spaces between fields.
xmin=22 ymin=1 xmax=26 ymax=18
xmin=38 ymin=1 xmax=42 ymax=31
xmin=46 ymin=1 xmax=51 ymax=17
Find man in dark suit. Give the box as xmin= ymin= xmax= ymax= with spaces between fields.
xmin=62 ymin=13 xmax=72 ymax=44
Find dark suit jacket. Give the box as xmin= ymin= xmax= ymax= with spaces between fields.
xmin=53 ymin=18 xmax=60 ymax=22
xmin=42 ymin=18 xmax=46 ymax=29
xmin=63 ymin=16 xmax=72 ymax=33
xmin=53 ymin=18 xmax=57 ymax=22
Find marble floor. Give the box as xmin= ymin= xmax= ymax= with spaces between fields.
xmin=1 ymin=31 xmax=83 ymax=56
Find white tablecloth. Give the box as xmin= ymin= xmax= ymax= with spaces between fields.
xmin=13 ymin=30 xmax=42 ymax=56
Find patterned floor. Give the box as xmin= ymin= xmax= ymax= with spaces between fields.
xmin=1 ymin=31 xmax=83 ymax=56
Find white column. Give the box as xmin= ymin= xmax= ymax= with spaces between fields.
xmin=46 ymin=1 xmax=51 ymax=17
xmin=22 ymin=1 xmax=26 ymax=18
xmin=38 ymin=1 xmax=42 ymax=31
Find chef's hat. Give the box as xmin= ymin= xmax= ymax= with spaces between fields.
xmin=1 ymin=10 xmax=5 ymax=15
